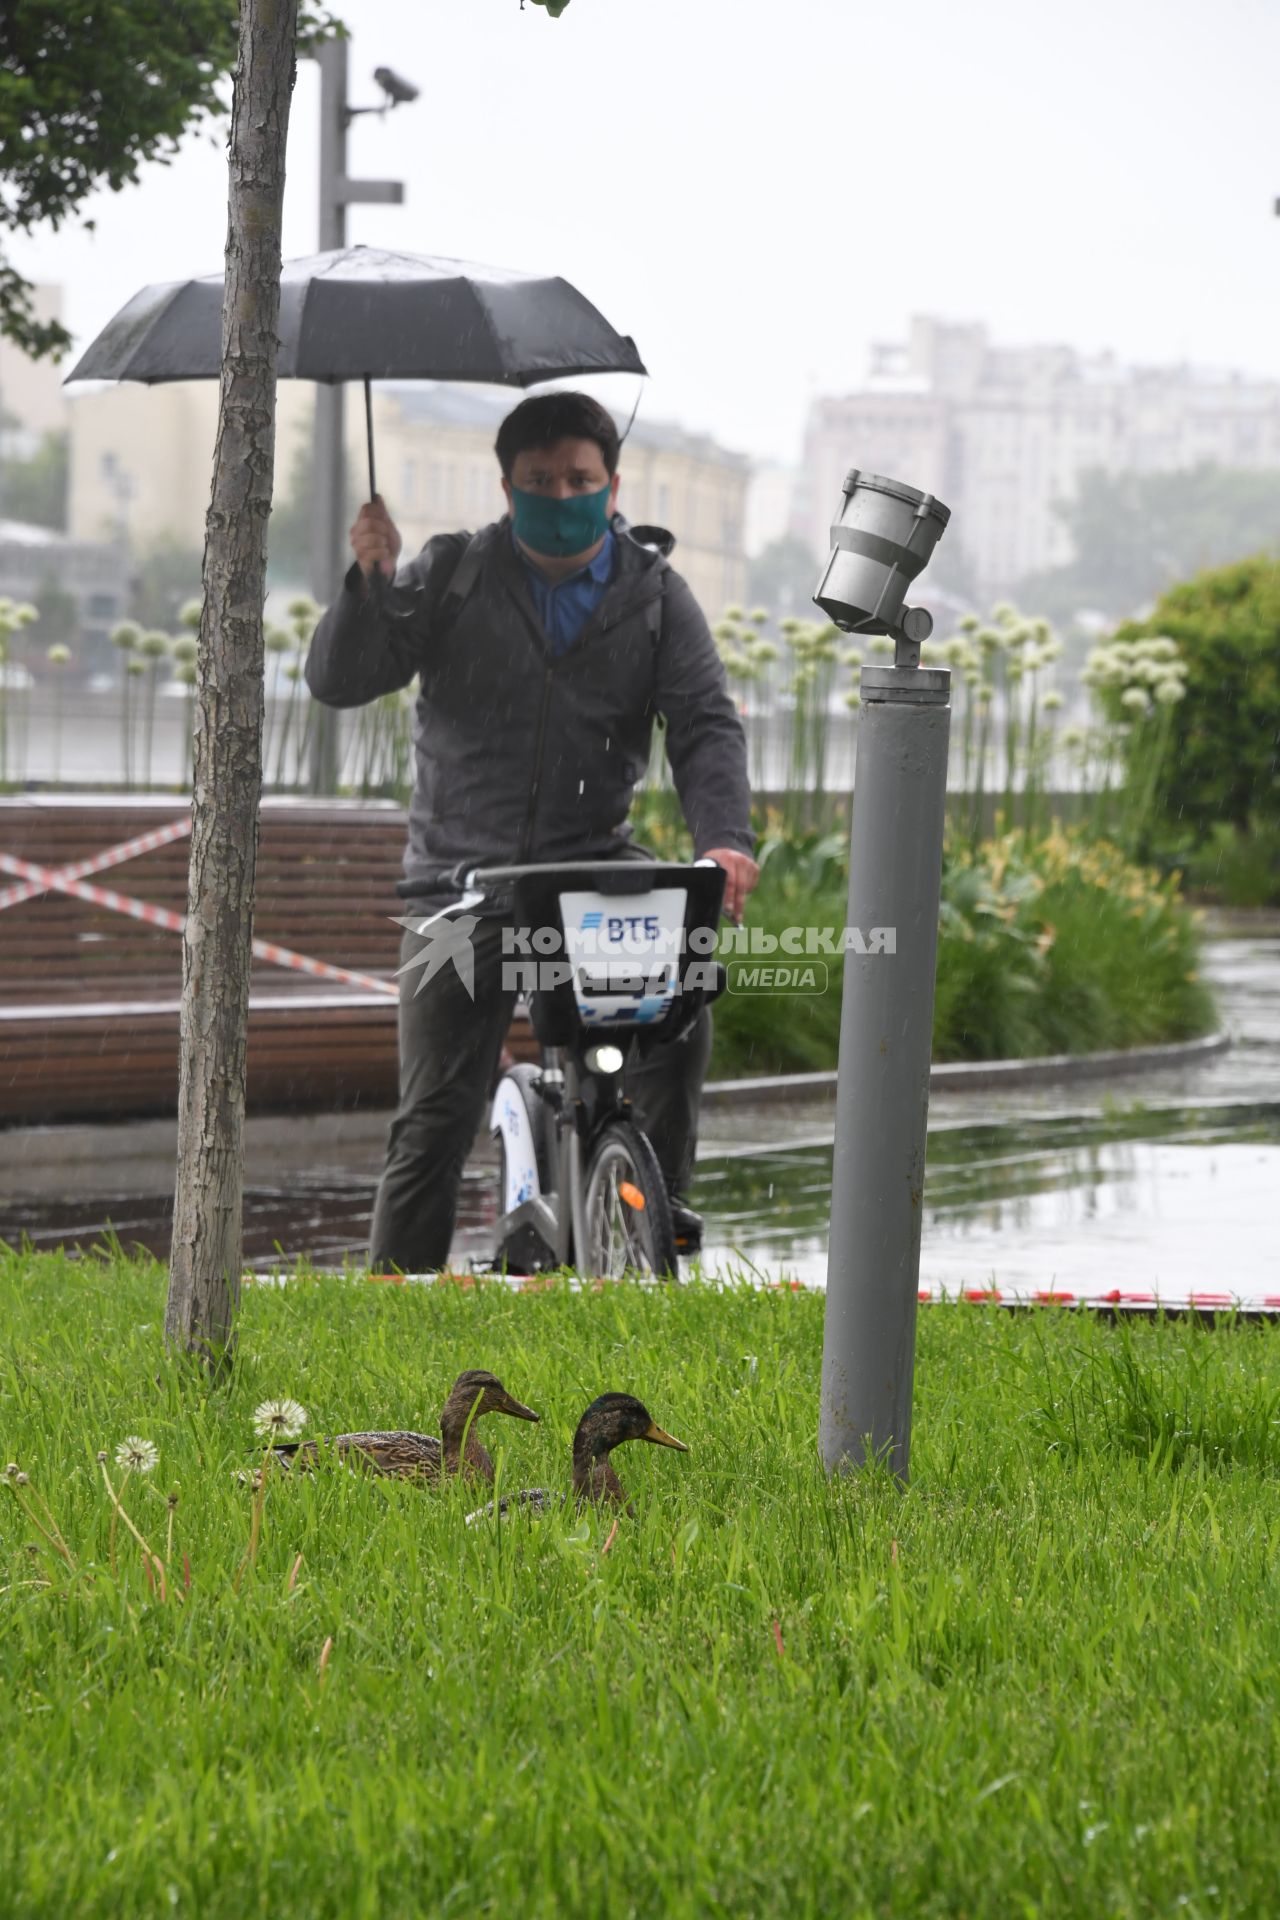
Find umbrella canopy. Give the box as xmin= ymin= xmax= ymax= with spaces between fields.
xmin=67 ymin=245 xmax=647 ymax=387
xmin=66 ymin=245 xmax=647 ymax=494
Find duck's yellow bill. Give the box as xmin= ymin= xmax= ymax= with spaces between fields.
xmin=644 ymin=1422 xmax=689 ymax=1452
xmin=618 ymin=1181 xmax=646 ymax=1211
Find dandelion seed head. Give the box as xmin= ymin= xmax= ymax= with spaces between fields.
xmin=254 ymin=1398 xmax=307 ymax=1440
xmin=116 ymin=1437 xmax=158 ymax=1475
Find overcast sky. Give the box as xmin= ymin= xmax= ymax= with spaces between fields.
xmin=11 ymin=0 xmax=1280 ymax=463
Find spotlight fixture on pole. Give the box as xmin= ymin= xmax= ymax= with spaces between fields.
xmin=817 ymin=471 xmax=953 ymax=1485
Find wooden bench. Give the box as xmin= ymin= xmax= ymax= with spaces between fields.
xmin=0 ymin=796 xmax=535 ymax=1125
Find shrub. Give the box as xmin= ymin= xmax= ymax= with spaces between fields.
xmin=1181 ymin=815 xmax=1280 ymax=909
xmin=1111 ymin=555 xmax=1280 ymax=844
xmin=708 ymin=826 xmax=1214 ymax=1078
xmin=935 ymin=829 xmax=1214 ymax=1060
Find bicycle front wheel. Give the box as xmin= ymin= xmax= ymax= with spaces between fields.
xmin=580 ymin=1120 xmax=678 ymax=1281
xmin=492 ymin=1062 xmax=556 ymax=1272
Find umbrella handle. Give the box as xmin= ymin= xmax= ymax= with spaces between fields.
xmin=363 ymin=376 xmax=389 ymax=604
xmin=364 ymin=377 xmax=377 ymax=500
xmin=360 ymin=380 xmax=391 ymax=602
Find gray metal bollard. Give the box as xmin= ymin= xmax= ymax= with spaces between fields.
xmin=815 ymin=472 xmax=953 ymax=1483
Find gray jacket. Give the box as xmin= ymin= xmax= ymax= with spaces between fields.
xmin=305 ymin=516 xmax=753 ymax=890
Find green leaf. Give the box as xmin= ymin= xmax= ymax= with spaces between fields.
xmin=0 ymin=4 xmax=347 ymax=358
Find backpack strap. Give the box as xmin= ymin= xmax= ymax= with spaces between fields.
xmin=436 ymin=529 xmax=485 ymax=622
xmin=382 ymin=528 xmax=474 ymax=630
xmin=645 ymin=574 xmax=665 ymax=651
xmin=646 ymin=572 xmax=667 ymax=726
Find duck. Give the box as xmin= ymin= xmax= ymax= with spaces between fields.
xmin=269 ymin=1369 xmax=540 ymax=1483
xmin=465 ymin=1391 xmax=688 ymax=1522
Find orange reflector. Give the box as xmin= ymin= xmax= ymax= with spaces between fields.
xmin=618 ymin=1181 xmax=646 ymax=1211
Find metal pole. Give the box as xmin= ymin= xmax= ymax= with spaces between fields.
xmin=819 ymin=660 xmax=951 ymax=1482
xmin=308 ymin=36 xmax=349 ymax=794
xmin=305 ymin=41 xmax=407 ymax=794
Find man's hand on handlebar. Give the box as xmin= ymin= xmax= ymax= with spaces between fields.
xmin=702 ymin=847 xmax=759 ymax=924
xmin=350 ymin=495 xmax=403 ymax=585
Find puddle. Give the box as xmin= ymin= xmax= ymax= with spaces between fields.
xmin=695 ymin=1102 xmax=1280 ymax=1301
xmin=692 ymin=935 xmax=1280 ymax=1304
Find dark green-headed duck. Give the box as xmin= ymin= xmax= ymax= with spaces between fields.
xmin=466 ymin=1391 xmax=688 ymax=1522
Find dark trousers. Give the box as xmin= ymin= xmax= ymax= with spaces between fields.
xmin=369 ymin=918 xmax=712 ymax=1272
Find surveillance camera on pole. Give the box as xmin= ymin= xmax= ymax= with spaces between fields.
xmin=816 ymin=471 xmax=952 ymax=1484
xmin=373 ymin=67 xmax=421 ymax=109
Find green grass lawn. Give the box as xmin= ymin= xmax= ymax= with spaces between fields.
xmin=4 ymin=1251 xmax=1280 ymax=1918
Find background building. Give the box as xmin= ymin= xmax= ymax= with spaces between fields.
xmin=743 ymin=460 xmax=800 ymax=561
xmin=67 ymin=380 xmax=315 ymax=552
xmin=67 ymin=380 xmax=750 ymax=618
xmin=0 ymin=292 xmax=125 ymax=677
xmin=0 ymin=520 xmax=126 ymax=675
xmin=795 ymin=317 xmax=1280 ymax=606
xmin=0 ymin=285 xmax=68 ymax=443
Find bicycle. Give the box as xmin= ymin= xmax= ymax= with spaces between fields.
xmin=448 ymin=859 xmax=727 ymax=1280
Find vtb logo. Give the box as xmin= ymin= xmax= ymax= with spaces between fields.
xmin=604 ymin=914 xmax=662 ymax=942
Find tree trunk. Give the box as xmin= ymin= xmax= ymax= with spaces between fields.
xmin=165 ymin=0 xmax=298 ymax=1369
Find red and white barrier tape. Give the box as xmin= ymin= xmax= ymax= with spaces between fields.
xmin=0 ymin=814 xmax=194 ymax=913
xmin=0 ymin=850 xmax=398 ymax=999
xmin=236 ymin=1270 xmax=1280 ymax=1313
xmin=916 ymin=1283 xmax=1280 ymax=1313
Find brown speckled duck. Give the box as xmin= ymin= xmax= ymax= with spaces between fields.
xmin=271 ymin=1370 xmax=540 ymax=1483
xmin=466 ymin=1391 xmax=688 ymax=1522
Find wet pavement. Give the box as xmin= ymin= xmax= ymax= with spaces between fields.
xmin=697 ymin=1101 xmax=1280 ymax=1300
xmin=694 ymin=935 xmax=1280 ymax=1301
xmin=2 ymin=935 xmax=1277 ymax=1303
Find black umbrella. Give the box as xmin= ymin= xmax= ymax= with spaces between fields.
xmin=66 ymin=245 xmax=647 ymax=495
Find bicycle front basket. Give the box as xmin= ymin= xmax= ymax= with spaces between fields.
xmin=508 ymin=862 xmax=725 ymax=1045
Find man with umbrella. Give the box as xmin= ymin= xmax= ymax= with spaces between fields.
xmin=305 ymin=389 xmax=758 ymax=1273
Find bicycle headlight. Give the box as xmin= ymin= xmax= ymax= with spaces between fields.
xmin=585 ymin=1043 xmax=625 ymax=1075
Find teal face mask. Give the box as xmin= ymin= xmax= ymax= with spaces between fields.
xmin=510 ymin=483 xmax=612 ymax=557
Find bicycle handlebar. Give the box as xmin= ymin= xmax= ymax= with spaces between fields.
xmin=468 ymin=858 xmax=723 ymax=887
xmin=397 ymin=857 xmax=724 ymax=905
